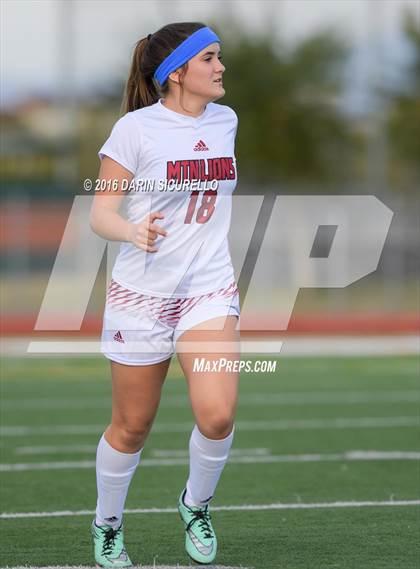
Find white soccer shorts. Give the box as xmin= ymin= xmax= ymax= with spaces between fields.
xmin=101 ymin=279 xmax=240 ymax=366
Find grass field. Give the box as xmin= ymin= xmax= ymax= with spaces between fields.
xmin=0 ymin=355 xmax=419 ymax=568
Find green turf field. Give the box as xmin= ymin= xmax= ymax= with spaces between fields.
xmin=0 ymin=355 xmax=419 ymax=568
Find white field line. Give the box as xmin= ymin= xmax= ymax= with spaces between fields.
xmin=1 ymin=564 xmax=246 ymax=569
xmin=2 ymin=390 xmax=419 ymax=411
xmin=1 ymin=416 xmax=419 ymax=437
xmin=152 ymin=447 xmax=271 ymax=457
xmin=2 ymin=334 xmax=417 ymax=357
xmin=15 ymin=444 xmax=98 ymax=455
xmin=1 ymin=451 xmax=419 ymax=472
xmin=1 ymin=500 xmax=419 ymax=520
xmin=26 ymin=340 xmax=283 ymax=354
xmin=14 ymin=446 xmax=271 ymax=456
xmin=280 ymin=335 xmax=420 ymax=356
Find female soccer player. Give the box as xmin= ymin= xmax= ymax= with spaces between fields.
xmin=89 ymin=22 xmax=240 ymax=567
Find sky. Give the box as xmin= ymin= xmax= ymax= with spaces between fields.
xmin=1 ymin=0 xmax=419 ymax=111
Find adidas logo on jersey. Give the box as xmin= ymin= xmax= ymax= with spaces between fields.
xmin=113 ymin=330 xmax=125 ymax=343
xmin=193 ymin=139 xmax=209 ymax=151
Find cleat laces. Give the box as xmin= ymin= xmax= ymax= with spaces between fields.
xmin=186 ymin=506 xmax=214 ymax=539
xmin=101 ymin=525 xmax=122 ymax=556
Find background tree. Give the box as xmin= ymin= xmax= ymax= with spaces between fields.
xmin=213 ymin=21 xmax=356 ymax=190
xmin=386 ymin=9 xmax=420 ymax=188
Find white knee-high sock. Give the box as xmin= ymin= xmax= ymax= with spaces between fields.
xmin=95 ymin=434 xmax=142 ymax=529
xmin=185 ymin=424 xmax=234 ymax=508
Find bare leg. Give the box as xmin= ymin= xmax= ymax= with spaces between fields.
xmin=104 ymin=357 xmax=171 ymax=452
xmin=177 ymin=316 xmax=240 ymax=439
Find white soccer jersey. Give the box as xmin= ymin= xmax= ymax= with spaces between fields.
xmin=98 ymin=97 xmax=238 ymax=297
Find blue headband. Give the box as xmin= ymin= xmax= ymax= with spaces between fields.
xmin=153 ymin=26 xmax=221 ymax=85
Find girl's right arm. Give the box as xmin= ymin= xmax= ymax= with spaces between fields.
xmin=89 ymin=156 xmax=167 ymax=253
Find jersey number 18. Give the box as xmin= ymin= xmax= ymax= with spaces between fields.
xmin=184 ymin=190 xmax=217 ymax=224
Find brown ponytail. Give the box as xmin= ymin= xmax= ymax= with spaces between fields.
xmin=121 ymin=22 xmax=208 ymax=114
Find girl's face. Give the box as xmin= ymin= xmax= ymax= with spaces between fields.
xmin=172 ymin=42 xmax=226 ymax=101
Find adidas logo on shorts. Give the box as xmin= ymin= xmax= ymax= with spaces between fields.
xmin=113 ymin=330 xmax=125 ymax=343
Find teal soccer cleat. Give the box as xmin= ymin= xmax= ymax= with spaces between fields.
xmin=91 ymin=520 xmax=133 ymax=568
xmin=178 ymin=488 xmax=217 ymax=564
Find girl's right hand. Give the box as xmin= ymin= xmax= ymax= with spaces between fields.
xmin=127 ymin=211 xmax=168 ymax=253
